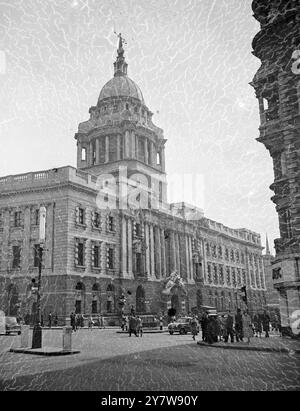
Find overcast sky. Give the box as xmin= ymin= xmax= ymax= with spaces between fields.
xmin=0 ymin=0 xmax=279 ymax=252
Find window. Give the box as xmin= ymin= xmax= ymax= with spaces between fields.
xmin=109 ymin=136 xmax=118 ymax=162
xmin=236 ymin=250 xmax=240 ymax=263
xmin=12 ymin=246 xmax=21 ymax=268
xmin=108 ymin=216 xmax=115 ymax=232
xmin=225 ymin=248 xmax=229 ymax=261
xmin=78 ymin=208 xmax=85 ymax=225
xmin=81 ymin=147 xmax=87 ymax=161
xmin=136 ymin=252 xmax=142 ymax=274
xmin=92 ymin=212 xmax=101 ymax=229
xmin=34 ymin=209 xmax=39 ymax=226
xmin=107 ymin=247 xmax=114 ymax=270
xmin=230 ymin=250 xmax=235 ymax=262
xmin=93 ymin=245 xmax=100 ymax=268
xmin=135 ymin=223 xmax=142 ymax=237
xmin=99 ymin=138 xmax=105 ymax=164
xmin=218 ymin=245 xmax=223 ymax=258
xmin=126 ymin=103 xmax=129 ymax=110
xmin=75 ymin=240 xmax=85 ymax=267
xmin=138 ymin=138 xmax=145 ymax=162
xmin=157 ymin=151 xmax=161 ymax=165
xmin=33 ymin=244 xmax=40 ymax=268
xmin=14 ymin=211 xmax=22 ymax=228
xmin=206 ymin=243 xmax=210 ymax=256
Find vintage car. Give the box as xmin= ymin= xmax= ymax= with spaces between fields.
xmin=168 ymin=317 xmax=199 ymax=335
xmin=5 ymin=317 xmax=21 ymax=335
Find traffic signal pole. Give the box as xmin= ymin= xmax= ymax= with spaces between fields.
xmin=31 ymin=207 xmax=46 ymax=349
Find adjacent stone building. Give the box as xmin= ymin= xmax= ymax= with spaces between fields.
xmin=251 ymin=0 xmax=300 ymax=335
xmin=0 ymin=37 xmax=268 ymax=324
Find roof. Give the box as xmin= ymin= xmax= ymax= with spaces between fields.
xmin=98 ymin=75 xmax=145 ymax=104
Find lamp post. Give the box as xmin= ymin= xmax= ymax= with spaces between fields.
xmin=32 ymin=206 xmax=46 ymax=349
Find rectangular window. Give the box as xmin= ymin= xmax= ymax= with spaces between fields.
xmin=81 ymin=147 xmax=87 ymax=161
xmin=93 ymin=245 xmax=100 ymax=268
xmin=138 ymin=139 xmax=145 ymax=162
xmin=136 ymin=223 xmax=142 ymax=237
xmin=108 ymin=216 xmax=114 ymax=232
xmin=108 ymin=247 xmax=114 ymax=269
xmin=78 ymin=243 xmax=84 ymax=266
xmin=109 ymin=136 xmax=118 ymax=162
xmin=78 ymin=208 xmax=85 ymax=225
xmin=14 ymin=211 xmax=22 ymax=227
xmin=34 ymin=209 xmax=39 ymax=226
xmin=99 ymin=138 xmax=105 ymax=163
xmin=136 ymin=252 xmax=142 ymax=274
xmin=33 ymin=244 xmax=40 ymax=268
xmin=12 ymin=246 xmax=21 ymax=268
xmin=93 ymin=212 xmax=101 ymax=228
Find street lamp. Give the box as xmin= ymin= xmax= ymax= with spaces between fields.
xmin=32 ymin=206 xmax=46 ymax=349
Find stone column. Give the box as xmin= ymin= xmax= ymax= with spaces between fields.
xmin=95 ymin=138 xmax=100 ymax=164
xmin=127 ymin=218 xmax=133 ymax=276
xmin=124 ymin=131 xmax=129 ymax=158
xmin=105 ymin=136 xmax=109 ymax=163
xmin=161 ymin=229 xmax=166 ymax=277
xmin=155 ymin=226 xmax=162 ymax=278
xmin=145 ymin=222 xmax=150 ymax=277
xmin=175 ymin=233 xmax=180 ymax=276
xmin=117 ymin=135 xmax=121 ymax=161
xmin=22 ymin=207 xmax=31 ymax=271
xmin=121 ymin=216 xmax=128 ymax=277
xmin=144 ymin=138 xmax=148 ymax=164
xmin=150 ymin=224 xmax=155 ymax=277
xmin=131 ymin=131 xmax=136 ymax=158
xmin=161 ymin=147 xmax=166 ymax=171
xmin=89 ymin=142 xmax=93 ymax=166
xmin=185 ymin=236 xmax=190 ymax=281
xmin=188 ymin=236 xmax=194 ymax=282
xmin=170 ymin=231 xmax=176 ymax=272
xmin=77 ymin=141 xmax=82 ymax=166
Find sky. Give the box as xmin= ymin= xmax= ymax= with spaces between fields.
xmin=0 ymin=0 xmax=279 ymax=252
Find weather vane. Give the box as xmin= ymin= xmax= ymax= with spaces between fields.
xmin=114 ymin=31 xmax=127 ymax=48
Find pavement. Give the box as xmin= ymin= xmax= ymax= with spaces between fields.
xmin=197 ymin=335 xmax=300 ymax=354
xmin=0 ymin=329 xmax=299 ymax=391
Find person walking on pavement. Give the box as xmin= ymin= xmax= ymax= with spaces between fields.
xmin=48 ymin=312 xmax=52 ymax=328
xmin=224 ymin=310 xmax=234 ymax=343
xmin=70 ymin=312 xmax=76 ymax=332
xmin=191 ymin=315 xmax=199 ymax=341
xmin=200 ymin=312 xmax=208 ymax=342
xmin=128 ymin=315 xmax=138 ymax=337
xmin=235 ymin=308 xmax=243 ymax=342
xmin=253 ymin=313 xmax=262 ymax=338
xmin=262 ymin=310 xmax=270 ymax=338
xmin=242 ymin=310 xmax=253 ymax=344
xmin=136 ymin=316 xmax=143 ymax=337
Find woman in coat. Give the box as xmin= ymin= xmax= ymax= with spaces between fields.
xmin=190 ymin=315 xmax=199 ymax=341
xmin=242 ymin=310 xmax=253 ymax=344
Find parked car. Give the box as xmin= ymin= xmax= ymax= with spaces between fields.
xmin=168 ymin=317 xmax=199 ymax=335
xmin=5 ymin=317 xmax=21 ymax=335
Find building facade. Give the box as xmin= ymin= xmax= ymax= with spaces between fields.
xmin=251 ymin=0 xmax=300 ymax=335
xmin=0 ymin=37 xmax=268 ymax=324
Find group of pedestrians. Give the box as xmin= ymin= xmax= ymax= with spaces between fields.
xmin=200 ymin=309 xmax=272 ymax=345
xmin=70 ymin=312 xmax=104 ymax=332
xmin=128 ymin=314 xmax=143 ymax=337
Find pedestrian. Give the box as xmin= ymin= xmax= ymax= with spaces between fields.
xmin=159 ymin=316 xmax=163 ymax=331
xmin=75 ymin=313 xmax=80 ymax=330
xmin=253 ymin=313 xmax=262 ymax=338
xmin=54 ymin=313 xmax=58 ymax=326
xmin=235 ymin=308 xmax=243 ymax=342
xmin=242 ymin=310 xmax=253 ymax=344
xmin=128 ymin=315 xmax=138 ymax=337
xmin=262 ymin=310 xmax=270 ymax=338
xmin=88 ymin=316 xmax=93 ymax=331
xmin=48 ymin=312 xmax=52 ymax=328
xmin=224 ymin=310 xmax=234 ymax=343
xmin=40 ymin=314 xmax=44 ymax=327
xmin=136 ymin=316 xmax=143 ymax=337
xmin=206 ymin=315 xmax=218 ymax=344
xmin=200 ymin=312 xmax=208 ymax=342
xmin=191 ymin=315 xmax=199 ymax=341
xmin=70 ymin=312 xmax=76 ymax=332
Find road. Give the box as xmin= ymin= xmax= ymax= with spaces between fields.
xmin=0 ymin=329 xmax=299 ymax=391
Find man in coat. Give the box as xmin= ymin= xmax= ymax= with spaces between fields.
xmin=235 ymin=308 xmax=243 ymax=342
xmin=224 ymin=310 xmax=234 ymax=343
xmin=128 ymin=315 xmax=138 ymax=337
xmin=70 ymin=312 xmax=76 ymax=332
xmin=262 ymin=310 xmax=270 ymax=338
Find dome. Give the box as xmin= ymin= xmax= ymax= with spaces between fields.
xmin=98 ymin=75 xmax=145 ymax=104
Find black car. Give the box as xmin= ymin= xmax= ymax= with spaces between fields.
xmin=168 ymin=317 xmax=199 ymax=335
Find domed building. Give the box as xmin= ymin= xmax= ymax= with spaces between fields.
xmin=0 ymin=37 xmax=268 ymax=325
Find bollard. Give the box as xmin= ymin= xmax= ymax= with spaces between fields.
xmin=62 ymin=326 xmax=72 ymax=351
xmin=20 ymin=325 xmax=30 ymax=348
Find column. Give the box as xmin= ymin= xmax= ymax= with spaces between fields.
xmin=161 ymin=229 xmax=166 ymax=277
xmin=175 ymin=233 xmax=180 ymax=276
xmin=105 ymin=136 xmax=109 ymax=163
xmin=150 ymin=224 xmax=155 ymax=277
xmin=145 ymin=222 xmax=150 ymax=277
xmin=131 ymin=131 xmax=136 ymax=158
xmin=22 ymin=207 xmax=31 ymax=271
xmin=121 ymin=216 xmax=127 ymax=277
xmin=127 ymin=218 xmax=133 ymax=276
xmin=188 ymin=236 xmax=194 ymax=282
xmin=95 ymin=138 xmax=100 ymax=164
xmin=124 ymin=131 xmax=129 ymax=158
xmin=161 ymin=147 xmax=166 ymax=171
xmin=155 ymin=226 xmax=161 ymax=278
xmin=144 ymin=138 xmax=148 ymax=164
xmin=77 ymin=141 xmax=82 ymax=166
xmin=252 ymin=254 xmax=257 ymax=289
xmin=170 ymin=231 xmax=176 ymax=272
xmin=185 ymin=236 xmax=190 ymax=281
xmin=89 ymin=142 xmax=93 ymax=166
xmin=117 ymin=135 xmax=121 ymax=160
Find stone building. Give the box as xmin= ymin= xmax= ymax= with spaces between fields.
xmin=251 ymin=0 xmax=300 ymax=335
xmin=0 ymin=37 xmax=267 ymax=324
